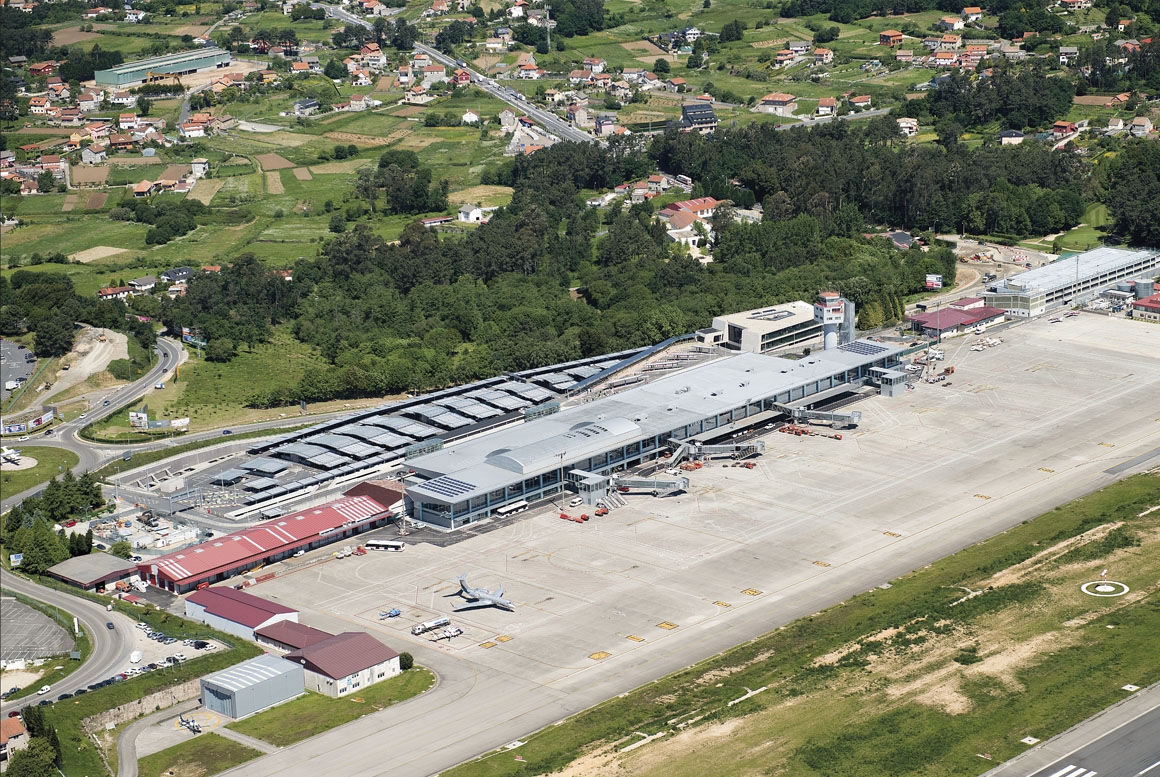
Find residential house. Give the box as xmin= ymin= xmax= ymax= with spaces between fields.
xmin=1107 ymin=117 xmax=1124 ymax=132
xmin=514 ymin=51 xmax=537 ymax=68
xmin=462 ymin=109 xmax=480 ymax=124
xmin=292 ymin=98 xmax=319 ymax=116
xmin=518 ymin=64 xmax=543 ymax=79
xmin=583 ymin=57 xmax=605 ymax=73
xmin=897 ymin=117 xmax=919 ymax=137
xmin=98 ymin=285 xmax=133 ymax=299
xmin=813 ymin=47 xmax=834 ymax=65
xmin=756 ymin=92 xmax=797 ymax=116
xmin=1052 ymin=120 xmax=1078 ymax=137
xmin=458 ymin=203 xmax=483 ymax=222
xmin=360 ymin=43 xmax=385 ymax=70
xmin=348 ymin=94 xmax=368 ymax=111
xmin=404 ymin=85 xmax=434 ymax=105
xmin=129 ymin=276 xmax=156 ymax=292
xmin=291 ymin=61 xmax=310 ymax=74
xmin=647 ymin=174 xmax=670 ymax=193
xmin=773 ymin=49 xmax=796 ymax=66
xmin=39 ymin=154 xmax=64 ymax=174
xmin=507 ymin=0 xmax=527 ymax=16
xmin=961 ymin=6 xmax=982 ymax=21
xmin=640 ymin=72 xmax=662 ymax=90
xmin=816 ymin=96 xmax=837 ymax=116
xmin=161 ymin=267 xmax=194 ymax=283
xmin=498 ymin=108 xmax=517 ymax=132
xmin=28 ymin=60 xmax=59 ymax=76
xmin=421 ymin=64 xmax=447 ymax=86
xmin=787 ymin=39 xmax=810 ymax=54
xmin=566 ymin=104 xmax=589 ymax=128
xmin=110 ymin=90 xmax=137 ymax=106
xmin=666 ymin=77 xmax=688 ymax=92
xmin=922 ymin=37 xmax=942 ymax=50
xmin=179 ymin=122 xmax=206 ymax=137
xmin=352 ymin=69 xmax=373 ymax=87
xmin=849 ymin=94 xmax=872 ymax=109
xmin=0 ymin=150 xmax=15 ymax=168
xmin=396 ymin=65 xmax=412 ymax=85
xmin=1059 ymin=46 xmax=1079 ymax=65
xmin=109 ymin=133 xmax=134 ymax=151
xmin=940 ymin=34 xmax=962 ymax=49
xmin=28 ymin=96 xmax=48 ymax=114
xmin=932 ymin=50 xmax=959 ymax=67
xmin=569 ymin=69 xmax=592 ymax=85
xmin=896 ymin=49 xmax=914 ymax=62
xmin=999 ymin=129 xmax=1024 ymax=145
xmin=118 ymin=113 xmax=138 ymax=130
xmin=659 ymin=197 xmax=718 ymax=221
xmin=1129 ymin=115 xmax=1153 ymax=136
xmin=665 ymin=208 xmax=709 ymax=248
xmin=485 ymin=37 xmax=506 ymax=52
xmin=81 ymin=144 xmax=107 ymax=164
xmin=77 ymin=92 xmax=100 ymax=112
xmin=48 ymin=83 xmax=71 ymax=102
xmin=451 ymin=68 xmax=472 ymax=87
xmin=936 ymin=15 xmax=964 ymax=30
xmin=679 ymin=102 xmax=717 ymax=133
xmin=622 ymin=67 xmax=646 ymax=83
xmin=191 ymin=158 xmax=210 ymax=178
xmin=125 ymin=8 xmax=145 ymax=21
xmin=880 ymin=29 xmax=904 ymax=47
xmin=1 ymin=716 xmax=29 ymax=763
xmin=609 ymin=80 xmax=632 ymax=100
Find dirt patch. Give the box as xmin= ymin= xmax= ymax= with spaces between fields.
xmin=265 ymin=170 xmax=285 ymax=195
xmin=395 ymin=135 xmax=440 ymax=151
xmin=71 ymin=166 xmax=110 ymax=185
xmin=188 ymin=178 xmax=225 ymax=205
xmin=323 ymin=131 xmax=393 ymax=146
xmin=172 ymin=23 xmax=211 ymax=36
xmin=1073 ymin=95 xmax=1115 ymax=106
xmin=375 ymin=75 xmax=396 ymax=91
xmin=111 ymin=156 xmax=162 ymax=165
xmin=450 ymin=184 xmax=513 ymax=207
xmin=69 ymin=246 xmax=127 ymax=263
xmin=40 ymin=328 xmax=130 ymax=405
xmin=292 ymin=167 xmax=313 ymax=180
xmin=52 ymin=27 xmax=101 ymax=45
xmin=393 ymin=106 xmax=427 ymax=117
xmin=161 ymin=164 xmax=191 ymax=181
xmin=255 ymin=152 xmax=295 ymax=171
xmin=86 ymin=192 xmax=108 ymax=209
xmin=309 ymin=159 xmax=369 ymax=174
xmin=62 ymin=194 xmax=78 ymax=212
xmin=987 ymin=522 xmax=1123 ymax=589
xmin=622 ymin=40 xmax=666 ymax=55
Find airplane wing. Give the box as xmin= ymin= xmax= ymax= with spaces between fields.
xmin=494 ymin=585 xmax=504 ymax=598
xmin=452 ymin=601 xmax=495 ymax=612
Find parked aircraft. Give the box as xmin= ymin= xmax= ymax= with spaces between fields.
xmin=1 ymin=447 xmax=20 ymax=464
xmin=453 ymin=574 xmax=515 ymax=611
xmin=178 ymin=714 xmax=201 ymax=734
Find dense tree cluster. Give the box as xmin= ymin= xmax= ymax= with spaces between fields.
xmin=57 ymin=43 xmax=125 ymax=84
xmin=1101 ymin=140 xmax=1160 ymax=246
xmin=8 ymin=706 xmax=62 ymax=777
xmin=0 ymin=2 xmax=86 ymax=59
xmin=3 ymin=471 xmax=103 ymax=575
xmin=917 ymin=65 xmax=1075 ymax=131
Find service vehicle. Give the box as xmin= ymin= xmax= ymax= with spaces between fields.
xmin=411 ymin=616 xmax=452 ymax=636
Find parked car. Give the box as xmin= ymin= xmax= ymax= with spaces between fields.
xmin=37 ymin=685 xmax=51 ymax=695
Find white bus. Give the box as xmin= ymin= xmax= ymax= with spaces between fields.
xmin=495 ymin=500 xmax=529 ymax=517
xmin=366 ymin=540 xmax=405 ymax=552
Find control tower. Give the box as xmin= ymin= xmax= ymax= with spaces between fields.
xmin=813 ymin=291 xmax=855 ymax=350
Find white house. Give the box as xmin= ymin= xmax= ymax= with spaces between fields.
xmin=458 ymin=203 xmax=483 ymax=222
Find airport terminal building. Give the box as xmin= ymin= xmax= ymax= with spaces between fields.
xmin=985 ymin=247 xmax=1160 ymax=316
xmin=406 ymin=340 xmax=904 ymax=529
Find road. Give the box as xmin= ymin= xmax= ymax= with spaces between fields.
xmin=0 ymin=570 xmax=138 ymax=716
xmin=983 ymin=684 xmax=1160 ymax=777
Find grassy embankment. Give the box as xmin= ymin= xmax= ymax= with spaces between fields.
xmin=444 ymin=472 xmax=1160 ymax=777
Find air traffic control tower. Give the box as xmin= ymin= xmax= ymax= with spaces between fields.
xmin=814 ymin=291 xmax=856 ymax=350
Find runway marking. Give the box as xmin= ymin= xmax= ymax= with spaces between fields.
xmin=1045 ymin=766 xmax=1097 ymax=777
xmin=713 ymin=601 xmax=731 ymax=608
xmin=1039 ymin=467 xmax=1055 ymax=473
xmin=1139 ymin=759 xmax=1160 ymax=775
xmin=883 ymin=531 xmax=901 ymax=537
xmin=496 ymin=635 xmax=513 ymax=643
xmin=656 ymin=621 xmax=678 ymax=630
xmin=589 ymin=651 xmax=611 ymax=660
xmin=479 ymin=641 xmax=497 ymax=648
xmin=812 ymin=560 xmax=831 ymax=567
xmin=625 ymin=635 xmax=644 ymax=642
xmin=741 ymin=588 xmax=761 ymax=596
xmin=1122 ymin=684 xmax=1140 ymax=691
xmin=1099 ymin=442 xmax=1116 ymax=448
xmin=974 ymin=494 xmax=992 ymax=500
xmin=1020 ymin=736 xmax=1040 ymax=745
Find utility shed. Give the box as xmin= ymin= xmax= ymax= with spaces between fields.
xmin=200 ymin=654 xmax=304 ymax=719
xmin=45 ymin=553 xmax=137 ymax=592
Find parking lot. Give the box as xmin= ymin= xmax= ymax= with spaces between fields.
xmin=245 ymin=312 xmax=1160 ymax=695
xmin=0 ymin=598 xmax=73 ymax=662
xmin=0 ymin=339 xmax=37 ymax=404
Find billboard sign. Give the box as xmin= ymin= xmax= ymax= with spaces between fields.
xmin=29 ymin=410 xmax=54 ymax=429
xmin=3 ymin=422 xmax=27 ymax=434
xmin=171 ymin=418 xmax=190 ymax=429
xmin=129 ymin=411 xmax=148 ymax=428
xmin=925 ymin=274 xmax=943 ymax=289
xmin=147 ymin=419 xmax=170 ymax=429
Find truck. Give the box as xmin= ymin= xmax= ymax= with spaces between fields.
xmin=129 ymin=651 xmax=142 ymax=664
xmin=3 ymin=381 xmax=16 ymax=391
xmin=411 ymin=616 xmax=452 ymax=636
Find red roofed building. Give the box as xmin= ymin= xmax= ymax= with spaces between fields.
xmin=907 ymin=305 xmax=1006 ymax=337
xmin=1 ymin=716 xmax=29 ymax=761
xmin=139 ymin=494 xmax=393 ymax=593
xmin=185 ymin=586 xmax=298 ymax=640
xmin=255 ymin=620 xmax=333 ymax=651
xmin=285 ymin=632 xmax=401 ymax=697
xmin=1132 ymin=292 xmax=1160 ymax=322
xmin=659 ymin=197 xmax=719 ymax=221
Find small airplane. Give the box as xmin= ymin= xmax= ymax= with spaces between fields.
xmin=1 ymin=447 xmax=20 ymax=465
xmin=453 ymin=574 xmax=515 ymax=612
xmin=379 ymin=608 xmax=401 ymax=619
xmin=437 ymin=626 xmax=464 ymax=641
xmin=1049 ymin=316 xmax=1062 ymax=323
xmin=178 ymin=714 xmax=201 ymax=734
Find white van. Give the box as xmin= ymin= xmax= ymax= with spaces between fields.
xmin=568 ymin=497 xmax=583 ymax=508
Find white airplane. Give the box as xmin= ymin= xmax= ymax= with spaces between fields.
xmin=1 ymin=447 xmax=20 ymax=464
xmin=453 ymin=574 xmax=515 ymax=612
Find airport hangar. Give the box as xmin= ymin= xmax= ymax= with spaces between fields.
xmin=405 ymin=339 xmax=906 ymax=529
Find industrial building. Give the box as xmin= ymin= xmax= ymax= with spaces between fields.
xmin=185 ymin=587 xmax=298 ymax=641
xmin=94 ymin=48 xmax=232 ymax=87
xmin=285 ymin=632 xmax=401 ymax=698
xmin=45 ymin=553 xmax=138 ymax=592
xmin=908 ymin=300 xmax=1007 ymax=338
xmin=138 ymin=494 xmax=394 ymax=592
xmin=1132 ymin=292 xmax=1160 ymax=322
xmin=255 ymin=621 xmax=332 ymax=652
xmin=200 ymin=654 xmax=304 ymax=719
xmin=405 ymin=338 xmax=904 ymax=529
xmin=984 ymin=247 xmax=1160 ymax=316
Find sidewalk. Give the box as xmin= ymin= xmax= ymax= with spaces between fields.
xmin=981 ymin=681 xmax=1160 ymax=777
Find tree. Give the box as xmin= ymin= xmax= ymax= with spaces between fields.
xmin=33 ymin=313 xmax=75 ymax=357
xmin=5 ymin=738 xmax=58 ymax=777
xmin=330 ymin=213 xmax=347 ymax=233
xmin=399 ymin=651 xmax=414 ymax=670
xmin=204 ymin=337 xmax=236 ymax=362
xmin=720 ymin=19 xmax=745 ymax=42
xmin=653 ymin=57 xmax=670 ymax=74
xmin=109 ymin=540 xmax=132 ymax=559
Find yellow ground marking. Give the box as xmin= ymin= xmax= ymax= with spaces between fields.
xmin=480 ymin=641 xmax=497 ymax=648
xmin=496 ymin=635 xmax=513 ymax=643
xmin=656 ymin=621 xmax=678 ymax=630
xmin=741 ymin=588 xmax=762 ymax=596
xmin=589 ymin=651 xmax=611 ymax=660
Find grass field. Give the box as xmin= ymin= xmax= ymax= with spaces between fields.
xmin=443 ymin=472 xmax=1160 ymax=777
xmin=0 ymin=447 xmax=81 ymax=495
xmin=136 ymin=732 xmax=263 ymax=777
xmin=1055 ymin=203 xmax=1111 ymax=252
xmin=226 ymin=668 xmax=435 ymax=747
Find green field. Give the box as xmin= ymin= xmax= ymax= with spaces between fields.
xmin=444 ymin=473 xmax=1160 ymax=777
xmin=136 ymin=732 xmax=263 ymax=777
xmin=1055 ymin=203 xmax=1111 ymax=252
xmin=0 ymin=447 xmax=81 ymax=495
xmin=226 ymin=668 xmax=435 ymax=747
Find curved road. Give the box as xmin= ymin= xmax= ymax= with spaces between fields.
xmin=0 ymin=570 xmax=138 ymax=716
xmin=117 ymin=698 xmax=200 ymax=777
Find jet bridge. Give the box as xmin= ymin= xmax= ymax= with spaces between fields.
xmin=668 ymin=439 xmax=766 ymax=465
xmin=610 ymin=474 xmax=689 ymax=496
xmin=770 ymin=402 xmax=862 ymax=429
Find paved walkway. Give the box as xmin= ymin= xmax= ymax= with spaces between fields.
xmin=213 ymin=725 xmax=279 ymax=754
xmin=982 ymin=681 xmax=1160 ymax=777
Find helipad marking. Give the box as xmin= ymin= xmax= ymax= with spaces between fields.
xmin=741 ymin=588 xmax=762 ymax=596
xmin=480 ymin=641 xmax=497 ymax=649
xmin=656 ymin=621 xmax=678 ymax=630
xmin=589 ymin=651 xmax=611 ymax=660
xmin=626 ymin=635 xmax=645 ymax=642
xmin=496 ymin=635 xmax=513 ymax=643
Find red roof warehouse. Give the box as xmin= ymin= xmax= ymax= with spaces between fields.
xmin=138 ymin=495 xmax=394 ymax=593
xmin=907 ymin=305 xmax=1006 ymax=338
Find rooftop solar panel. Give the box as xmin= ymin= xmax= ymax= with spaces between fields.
xmin=839 ymin=341 xmax=888 ymax=356
xmin=244 ymin=477 xmax=281 ymax=492
xmin=241 ymin=457 xmax=290 ymax=475
xmin=420 ymin=476 xmax=476 ymax=498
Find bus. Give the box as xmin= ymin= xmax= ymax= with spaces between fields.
xmin=366 ymin=540 xmax=406 ymax=552
xmin=495 ymin=500 xmax=529 ymax=517
xmin=675 ymin=174 xmax=692 ymax=186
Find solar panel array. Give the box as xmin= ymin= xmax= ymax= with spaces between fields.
xmin=418 ymin=475 xmax=476 ymax=499
xmin=839 ymin=341 xmax=888 ymax=356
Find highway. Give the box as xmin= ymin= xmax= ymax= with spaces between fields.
xmin=0 ymin=570 xmax=138 ymax=716
xmin=315 ymin=4 xmax=599 ymax=145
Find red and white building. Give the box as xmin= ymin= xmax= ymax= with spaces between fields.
xmin=185 ymin=586 xmax=298 ymax=640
